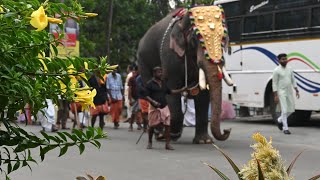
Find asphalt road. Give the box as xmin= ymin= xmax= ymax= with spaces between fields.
xmin=9 ymin=116 xmax=320 ymax=180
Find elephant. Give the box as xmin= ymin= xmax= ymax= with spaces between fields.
xmin=137 ymin=5 xmax=233 ymax=143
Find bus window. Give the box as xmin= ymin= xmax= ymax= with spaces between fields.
xmin=275 ymin=0 xmax=316 ymax=9
xmin=275 ymin=9 xmax=308 ymax=30
xmin=227 ymin=20 xmax=241 ymax=42
xmin=244 ymin=14 xmax=273 ymax=33
xmin=311 ymin=7 xmax=320 ymax=27
xmin=222 ymin=1 xmax=243 ymax=17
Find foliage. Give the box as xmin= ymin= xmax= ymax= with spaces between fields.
xmin=78 ymin=0 xmax=169 ymax=70
xmin=204 ymin=133 xmax=320 ymax=180
xmin=78 ymin=0 xmax=217 ymax=71
xmin=0 ymin=0 xmax=110 ymax=177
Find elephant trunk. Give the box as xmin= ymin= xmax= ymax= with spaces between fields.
xmin=203 ymin=61 xmax=231 ymax=141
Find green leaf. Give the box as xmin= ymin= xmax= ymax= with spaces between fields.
xmin=7 ymin=162 xmax=12 ymax=174
xmin=40 ymin=145 xmax=58 ymax=161
xmin=212 ymin=144 xmax=242 ymax=179
xmin=308 ymin=174 xmax=320 ymax=180
xmin=12 ymin=160 xmax=20 ymax=172
xmin=17 ymin=128 xmax=29 ymax=137
xmin=287 ymin=150 xmax=305 ymax=175
xmin=86 ymin=127 xmax=94 ymax=139
xmin=51 ymin=45 xmax=58 ymax=56
xmin=57 ymin=132 xmax=67 ymax=142
xmin=59 ymin=145 xmax=69 ymax=157
xmin=255 ymin=157 xmax=265 ymax=180
xmin=94 ymin=140 xmax=101 ymax=149
xmin=202 ymin=161 xmax=231 ymax=180
xmin=40 ymin=131 xmax=51 ymax=143
xmin=63 ymin=132 xmax=78 ymax=141
xmin=78 ymin=143 xmax=85 ymax=155
xmin=73 ymin=129 xmax=84 ymax=141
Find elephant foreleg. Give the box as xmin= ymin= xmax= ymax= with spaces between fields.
xmin=193 ymin=90 xmax=213 ymax=144
xmin=167 ymin=93 xmax=184 ymax=141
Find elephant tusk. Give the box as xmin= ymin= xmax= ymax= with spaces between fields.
xmin=222 ymin=66 xmax=233 ymax=86
xmin=199 ymin=68 xmax=206 ymax=90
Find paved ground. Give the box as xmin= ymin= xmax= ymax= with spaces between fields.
xmin=9 ymin=116 xmax=320 ymax=180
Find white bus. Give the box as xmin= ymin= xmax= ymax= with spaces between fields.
xmin=215 ymin=0 xmax=320 ymax=123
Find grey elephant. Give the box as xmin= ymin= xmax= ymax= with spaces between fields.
xmin=137 ymin=5 xmax=233 ymax=143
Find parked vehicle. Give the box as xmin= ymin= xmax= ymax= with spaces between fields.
xmin=215 ymin=0 xmax=320 ymax=123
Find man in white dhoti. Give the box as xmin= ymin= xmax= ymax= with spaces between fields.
xmin=124 ymin=65 xmax=133 ymax=122
xmin=181 ymin=97 xmax=196 ymax=127
xmin=38 ymin=99 xmax=58 ymax=132
xmin=272 ymin=53 xmax=300 ymax=135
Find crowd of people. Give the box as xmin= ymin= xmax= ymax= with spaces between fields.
xmin=17 ymin=53 xmax=297 ymax=152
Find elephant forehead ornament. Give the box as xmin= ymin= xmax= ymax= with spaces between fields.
xmin=189 ymin=6 xmax=229 ymax=80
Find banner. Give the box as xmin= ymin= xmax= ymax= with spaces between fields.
xmin=50 ymin=18 xmax=80 ymax=57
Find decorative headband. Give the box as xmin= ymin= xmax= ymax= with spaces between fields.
xmin=188 ymin=5 xmax=228 ymax=64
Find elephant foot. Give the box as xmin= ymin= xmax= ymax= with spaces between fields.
xmin=170 ymin=131 xmax=182 ymax=141
xmin=193 ymin=134 xmax=213 ymax=144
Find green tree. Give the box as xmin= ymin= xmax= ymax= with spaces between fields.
xmin=0 ymin=0 xmax=111 ymax=178
xmin=79 ymin=0 xmax=167 ymax=69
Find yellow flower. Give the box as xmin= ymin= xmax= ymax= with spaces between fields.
xmin=70 ymin=76 xmax=78 ymax=90
xmin=59 ymin=80 xmax=67 ymax=93
xmin=74 ymin=88 xmax=97 ymax=110
xmin=38 ymin=52 xmax=48 ymax=72
xmin=0 ymin=6 xmax=3 ymax=13
xmin=108 ymin=65 xmax=118 ymax=69
xmin=84 ymin=13 xmax=98 ymax=17
xmin=30 ymin=6 xmax=48 ymax=31
xmin=47 ymin=17 xmax=63 ymax=24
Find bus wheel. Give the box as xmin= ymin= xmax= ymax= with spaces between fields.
xmin=287 ymin=110 xmax=312 ymax=125
xmin=269 ymin=92 xmax=280 ymax=123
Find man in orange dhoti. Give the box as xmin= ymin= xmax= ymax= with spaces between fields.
xmin=145 ymin=67 xmax=186 ymax=150
xmin=136 ymin=73 xmax=149 ymax=132
xmin=107 ymin=69 xmax=124 ymax=129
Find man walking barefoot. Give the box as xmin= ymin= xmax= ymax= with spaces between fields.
xmin=272 ymin=53 xmax=300 ymax=135
xmin=145 ymin=67 xmax=186 ymax=150
xmin=107 ymin=69 xmax=124 ymax=129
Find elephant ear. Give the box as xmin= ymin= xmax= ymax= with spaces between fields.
xmin=170 ymin=20 xmax=186 ymax=57
xmin=170 ymin=13 xmax=192 ymax=57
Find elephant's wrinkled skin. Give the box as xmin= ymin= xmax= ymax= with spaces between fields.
xmin=137 ymin=8 xmax=231 ymax=143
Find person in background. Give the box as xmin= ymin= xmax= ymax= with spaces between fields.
xmin=136 ymin=72 xmax=149 ymax=132
xmin=272 ymin=53 xmax=300 ymax=135
xmin=145 ymin=67 xmax=186 ymax=150
xmin=181 ymin=97 xmax=196 ymax=127
xmin=106 ymin=69 xmax=124 ymax=129
xmin=128 ymin=66 xmax=142 ymax=131
xmin=89 ymin=72 xmax=109 ymax=129
xmin=56 ymin=98 xmax=69 ymax=130
xmin=39 ymin=99 xmax=58 ymax=132
xmin=124 ymin=65 xmax=133 ymax=122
